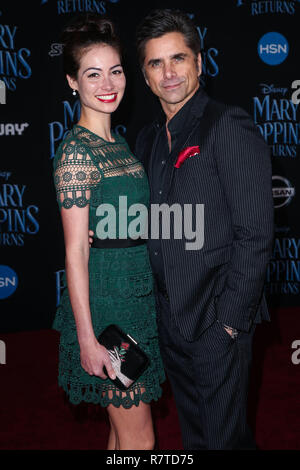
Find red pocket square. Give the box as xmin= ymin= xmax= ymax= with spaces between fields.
xmin=174 ymin=146 xmax=200 ymax=168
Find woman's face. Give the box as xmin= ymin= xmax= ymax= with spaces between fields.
xmin=68 ymin=43 xmax=126 ymax=116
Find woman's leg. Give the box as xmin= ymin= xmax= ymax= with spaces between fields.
xmin=107 ymin=397 xmax=155 ymax=450
xmin=107 ymin=416 xmax=118 ymax=450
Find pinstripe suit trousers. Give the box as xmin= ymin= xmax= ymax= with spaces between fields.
xmin=156 ymin=291 xmax=257 ymax=450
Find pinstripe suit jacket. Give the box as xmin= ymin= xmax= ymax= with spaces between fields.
xmin=135 ymin=89 xmax=274 ymax=341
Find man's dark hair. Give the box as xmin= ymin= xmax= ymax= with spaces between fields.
xmin=136 ymin=9 xmax=201 ymax=68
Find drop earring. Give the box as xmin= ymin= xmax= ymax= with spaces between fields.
xmin=72 ymin=89 xmax=77 ymax=96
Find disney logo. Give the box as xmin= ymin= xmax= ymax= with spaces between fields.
xmin=274 ymin=225 xmax=290 ymax=234
xmin=260 ymin=84 xmax=288 ymax=95
xmin=0 ymin=171 xmax=11 ymax=181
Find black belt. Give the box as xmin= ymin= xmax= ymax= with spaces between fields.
xmin=91 ymin=237 xmax=146 ymax=249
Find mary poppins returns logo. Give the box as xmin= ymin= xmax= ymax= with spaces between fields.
xmin=0 ymin=23 xmax=32 ymax=92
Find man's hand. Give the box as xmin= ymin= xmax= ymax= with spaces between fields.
xmin=88 ymin=230 xmax=94 ymax=247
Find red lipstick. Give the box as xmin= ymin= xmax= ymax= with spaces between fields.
xmin=96 ymin=93 xmax=118 ymax=103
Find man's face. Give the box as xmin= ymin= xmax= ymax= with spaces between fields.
xmin=143 ymin=32 xmax=201 ymax=114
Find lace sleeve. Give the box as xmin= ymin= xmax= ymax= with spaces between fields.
xmin=53 ymin=140 xmax=101 ymax=210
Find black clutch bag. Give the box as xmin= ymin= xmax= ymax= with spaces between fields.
xmin=98 ymin=324 xmax=150 ymax=391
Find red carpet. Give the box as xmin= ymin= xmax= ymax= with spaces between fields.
xmin=0 ymin=307 xmax=299 ymax=450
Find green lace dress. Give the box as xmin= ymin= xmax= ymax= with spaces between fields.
xmin=52 ymin=125 xmax=165 ymax=408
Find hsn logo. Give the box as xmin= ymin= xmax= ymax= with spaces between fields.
xmin=0 ymin=265 xmax=18 ymax=299
xmin=258 ymin=32 xmax=289 ymax=65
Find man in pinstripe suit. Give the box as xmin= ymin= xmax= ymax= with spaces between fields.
xmin=134 ymin=9 xmax=274 ymax=449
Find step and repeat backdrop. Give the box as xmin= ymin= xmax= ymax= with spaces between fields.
xmin=0 ymin=0 xmax=299 ymax=332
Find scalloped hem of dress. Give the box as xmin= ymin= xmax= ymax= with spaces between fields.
xmin=57 ymin=378 xmax=165 ymax=408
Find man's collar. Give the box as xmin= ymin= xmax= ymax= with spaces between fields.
xmin=154 ymin=86 xmax=209 ymax=130
xmin=190 ymin=86 xmax=209 ymax=118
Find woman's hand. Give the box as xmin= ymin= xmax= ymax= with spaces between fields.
xmin=88 ymin=230 xmax=94 ymax=247
xmin=80 ymin=337 xmax=116 ymax=380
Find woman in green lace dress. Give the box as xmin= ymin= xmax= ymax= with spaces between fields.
xmin=53 ymin=15 xmax=165 ymax=450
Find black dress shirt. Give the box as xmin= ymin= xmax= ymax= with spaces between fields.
xmin=147 ymin=87 xmax=201 ymax=291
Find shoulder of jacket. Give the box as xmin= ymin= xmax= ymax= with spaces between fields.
xmin=137 ymin=121 xmax=158 ymax=139
xmin=208 ymin=98 xmax=251 ymax=121
xmin=135 ymin=121 xmax=158 ymax=150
